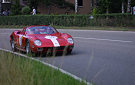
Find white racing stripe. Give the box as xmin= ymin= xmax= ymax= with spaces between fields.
xmin=45 ymin=36 xmax=60 ymax=47
xmin=74 ymin=37 xmax=133 ymax=43
xmin=0 ymin=48 xmax=91 ymax=85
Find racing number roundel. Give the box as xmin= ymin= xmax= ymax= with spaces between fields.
xmin=45 ymin=36 xmax=60 ymax=47
xmin=19 ymin=35 xmax=23 ymax=46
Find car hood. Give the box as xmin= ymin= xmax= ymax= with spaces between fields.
xmin=30 ymin=33 xmax=69 ymax=47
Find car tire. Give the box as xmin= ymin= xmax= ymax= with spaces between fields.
xmin=26 ymin=40 xmax=31 ymax=55
xmin=26 ymin=40 xmax=38 ymax=57
xmin=11 ymin=37 xmax=16 ymax=52
xmin=67 ymin=50 xmax=72 ymax=54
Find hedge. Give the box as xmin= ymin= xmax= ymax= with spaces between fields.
xmin=0 ymin=14 xmax=135 ymax=27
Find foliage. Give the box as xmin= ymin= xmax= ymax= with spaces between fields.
xmin=131 ymin=0 xmax=135 ymax=7
xmin=97 ymin=0 xmax=111 ymax=13
xmin=109 ymin=0 xmax=123 ymax=13
xmin=22 ymin=6 xmax=31 ymax=15
xmin=92 ymin=8 xmax=96 ymax=16
xmin=11 ymin=0 xmax=22 ymax=15
xmin=28 ymin=0 xmax=39 ymax=9
xmin=97 ymin=0 xmax=135 ymax=13
xmin=0 ymin=14 xmax=134 ymax=27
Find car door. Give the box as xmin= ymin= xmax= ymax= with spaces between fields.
xmin=16 ymin=27 xmax=27 ymax=50
xmin=21 ymin=28 xmax=27 ymax=50
xmin=15 ymin=31 xmax=22 ymax=49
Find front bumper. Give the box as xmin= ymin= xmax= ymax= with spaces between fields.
xmin=31 ymin=45 xmax=74 ymax=53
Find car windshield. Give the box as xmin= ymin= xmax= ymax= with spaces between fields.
xmin=27 ymin=26 xmax=57 ymax=34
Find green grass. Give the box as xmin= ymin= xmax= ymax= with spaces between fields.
xmin=0 ymin=25 xmax=135 ymax=31
xmin=0 ymin=50 xmax=86 ymax=85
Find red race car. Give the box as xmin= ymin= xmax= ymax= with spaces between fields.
xmin=10 ymin=25 xmax=74 ymax=55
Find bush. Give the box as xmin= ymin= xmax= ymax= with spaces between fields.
xmin=0 ymin=14 xmax=134 ymax=27
xmin=22 ymin=6 xmax=31 ymax=15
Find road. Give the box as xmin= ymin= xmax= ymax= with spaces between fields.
xmin=0 ymin=29 xmax=135 ymax=85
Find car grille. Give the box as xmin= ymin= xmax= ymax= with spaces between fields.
xmin=47 ymin=46 xmax=66 ymax=51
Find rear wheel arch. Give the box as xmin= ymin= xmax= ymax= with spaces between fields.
xmin=10 ymin=35 xmax=13 ymax=41
xmin=11 ymin=35 xmax=13 ymax=39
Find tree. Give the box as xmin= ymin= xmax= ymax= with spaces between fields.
xmin=131 ymin=0 xmax=135 ymax=7
xmin=97 ymin=0 xmax=111 ymax=14
xmin=96 ymin=0 xmax=135 ymax=14
xmin=121 ymin=0 xmax=127 ymax=13
xmin=127 ymin=0 xmax=131 ymax=12
xmin=28 ymin=0 xmax=38 ymax=9
xmin=109 ymin=0 xmax=122 ymax=13
xmin=11 ymin=0 xmax=22 ymax=15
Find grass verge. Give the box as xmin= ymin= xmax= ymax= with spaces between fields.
xmin=0 ymin=50 xmax=86 ymax=85
xmin=0 ymin=25 xmax=135 ymax=31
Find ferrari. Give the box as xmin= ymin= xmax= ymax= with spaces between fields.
xmin=10 ymin=25 xmax=74 ymax=55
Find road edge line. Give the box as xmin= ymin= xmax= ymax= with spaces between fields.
xmin=0 ymin=48 xmax=92 ymax=85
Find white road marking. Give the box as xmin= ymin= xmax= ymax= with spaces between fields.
xmin=74 ymin=37 xmax=133 ymax=43
xmin=0 ymin=48 xmax=92 ymax=85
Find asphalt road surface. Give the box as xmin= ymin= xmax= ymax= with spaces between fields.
xmin=0 ymin=29 xmax=135 ymax=85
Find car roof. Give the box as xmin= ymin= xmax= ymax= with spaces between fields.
xmin=27 ymin=25 xmax=48 ymax=28
xmin=23 ymin=25 xmax=49 ymax=30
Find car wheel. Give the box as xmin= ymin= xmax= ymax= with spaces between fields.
xmin=11 ymin=37 xmax=16 ymax=52
xmin=25 ymin=40 xmax=37 ymax=57
xmin=67 ymin=50 xmax=72 ymax=54
xmin=26 ymin=40 xmax=31 ymax=55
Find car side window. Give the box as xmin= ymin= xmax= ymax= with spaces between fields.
xmin=22 ymin=27 xmax=29 ymax=34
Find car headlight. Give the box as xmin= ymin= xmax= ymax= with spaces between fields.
xmin=67 ymin=38 xmax=74 ymax=44
xmin=34 ymin=40 xmax=41 ymax=46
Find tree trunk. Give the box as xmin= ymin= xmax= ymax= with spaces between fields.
xmin=0 ymin=0 xmax=2 ymax=15
xmin=75 ymin=0 xmax=78 ymax=14
xmin=122 ymin=2 xmax=124 ymax=13
xmin=127 ymin=0 xmax=131 ymax=13
xmin=48 ymin=6 xmax=51 ymax=14
xmin=90 ymin=0 xmax=93 ymax=13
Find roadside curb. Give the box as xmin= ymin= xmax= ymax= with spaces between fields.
xmin=0 ymin=48 xmax=92 ymax=85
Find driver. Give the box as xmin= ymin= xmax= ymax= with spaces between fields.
xmin=34 ymin=28 xmax=40 ymax=34
xmin=27 ymin=28 xmax=35 ymax=34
